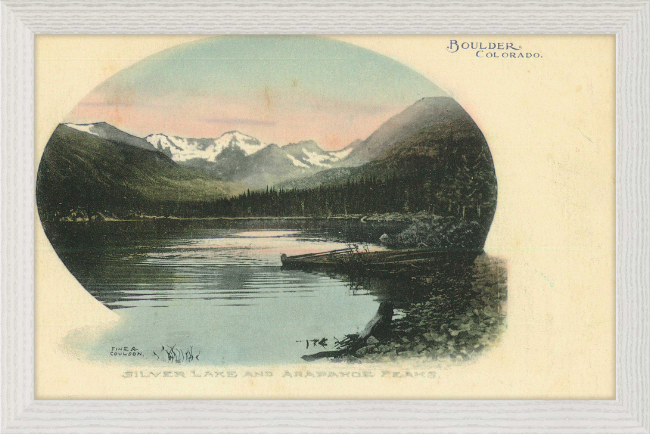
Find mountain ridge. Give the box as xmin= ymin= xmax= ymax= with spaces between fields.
xmin=278 ymin=96 xmax=497 ymax=234
xmin=145 ymin=131 xmax=363 ymax=188
xmin=58 ymin=121 xmax=366 ymax=191
xmin=36 ymin=124 xmax=243 ymax=222
xmin=42 ymin=96 xmax=498 ymax=252
xmin=340 ymin=97 xmax=464 ymax=166
xmin=145 ymin=130 xmax=266 ymax=161
xmin=64 ymin=122 xmax=160 ymax=153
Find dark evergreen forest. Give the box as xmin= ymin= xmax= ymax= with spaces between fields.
xmin=39 ymin=159 xmax=496 ymax=232
xmin=157 ymin=173 xmax=491 ymax=222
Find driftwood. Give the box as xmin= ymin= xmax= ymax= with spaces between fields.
xmin=301 ymin=302 xmax=394 ymax=362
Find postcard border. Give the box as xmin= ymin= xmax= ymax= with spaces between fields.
xmin=2 ymin=1 xmax=649 ymax=433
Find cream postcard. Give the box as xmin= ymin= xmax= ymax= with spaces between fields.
xmin=34 ymin=35 xmax=615 ymax=399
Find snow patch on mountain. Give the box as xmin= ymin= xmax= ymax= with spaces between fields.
xmin=286 ymin=154 xmax=309 ymax=168
xmin=64 ymin=123 xmax=97 ymax=135
xmin=302 ymin=149 xmax=334 ymax=167
xmin=330 ymin=147 xmax=354 ymax=160
xmin=63 ymin=122 xmax=159 ymax=152
xmin=280 ymin=140 xmax=357 ymax=169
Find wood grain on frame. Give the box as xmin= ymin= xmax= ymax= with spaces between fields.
xmin=2 ymin=1 xmax=649 ymax=433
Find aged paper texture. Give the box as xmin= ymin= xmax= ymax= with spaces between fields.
xmin=34 ymin=35 xmax=615 ymax=399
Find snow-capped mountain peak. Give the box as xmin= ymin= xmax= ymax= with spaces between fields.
xmin=145 ymin=133 xmax=185 ymax=152
xmin=214 ymin=131 xmax=265 ymax=155
xmin=145 ymin=131 xmax=265 ymax=162
xmin=59 ymin=121 xmax=364 ymax=190
xmin=64 ymin=122 xmax=360 ymax=174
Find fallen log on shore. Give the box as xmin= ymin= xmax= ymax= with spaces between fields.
xmin=281 ymin=248 xmax=480 ymax=275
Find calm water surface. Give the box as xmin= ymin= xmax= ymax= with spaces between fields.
xmin=48 ymin=219 xmax=507 ymax=366
xmin=55 ymin=221 xmax=387 ymax=365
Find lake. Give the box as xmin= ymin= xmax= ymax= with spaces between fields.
xmin=45 ymin=219 xmax=507 ymax=366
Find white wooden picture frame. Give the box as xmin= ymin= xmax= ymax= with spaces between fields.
xmin=1 ymin=1 xmax=649 ymax=432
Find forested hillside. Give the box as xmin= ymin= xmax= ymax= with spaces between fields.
xmin=37 ymin=97 xmax=497 ymax=245
xmin=36 ymin=125 xmax=242 ymax=222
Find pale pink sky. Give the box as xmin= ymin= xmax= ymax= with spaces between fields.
xmin=66 ymin=89 xmax=407 ymax=150
xmin=64 ymin=36 xmax=445 ymax=150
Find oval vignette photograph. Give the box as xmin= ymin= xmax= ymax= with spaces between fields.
xmin=34 ymin=35 xmax=615 ymax=400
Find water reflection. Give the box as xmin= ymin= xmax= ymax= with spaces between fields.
xmin=47 ymin=220 xmax=506 ymax=365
